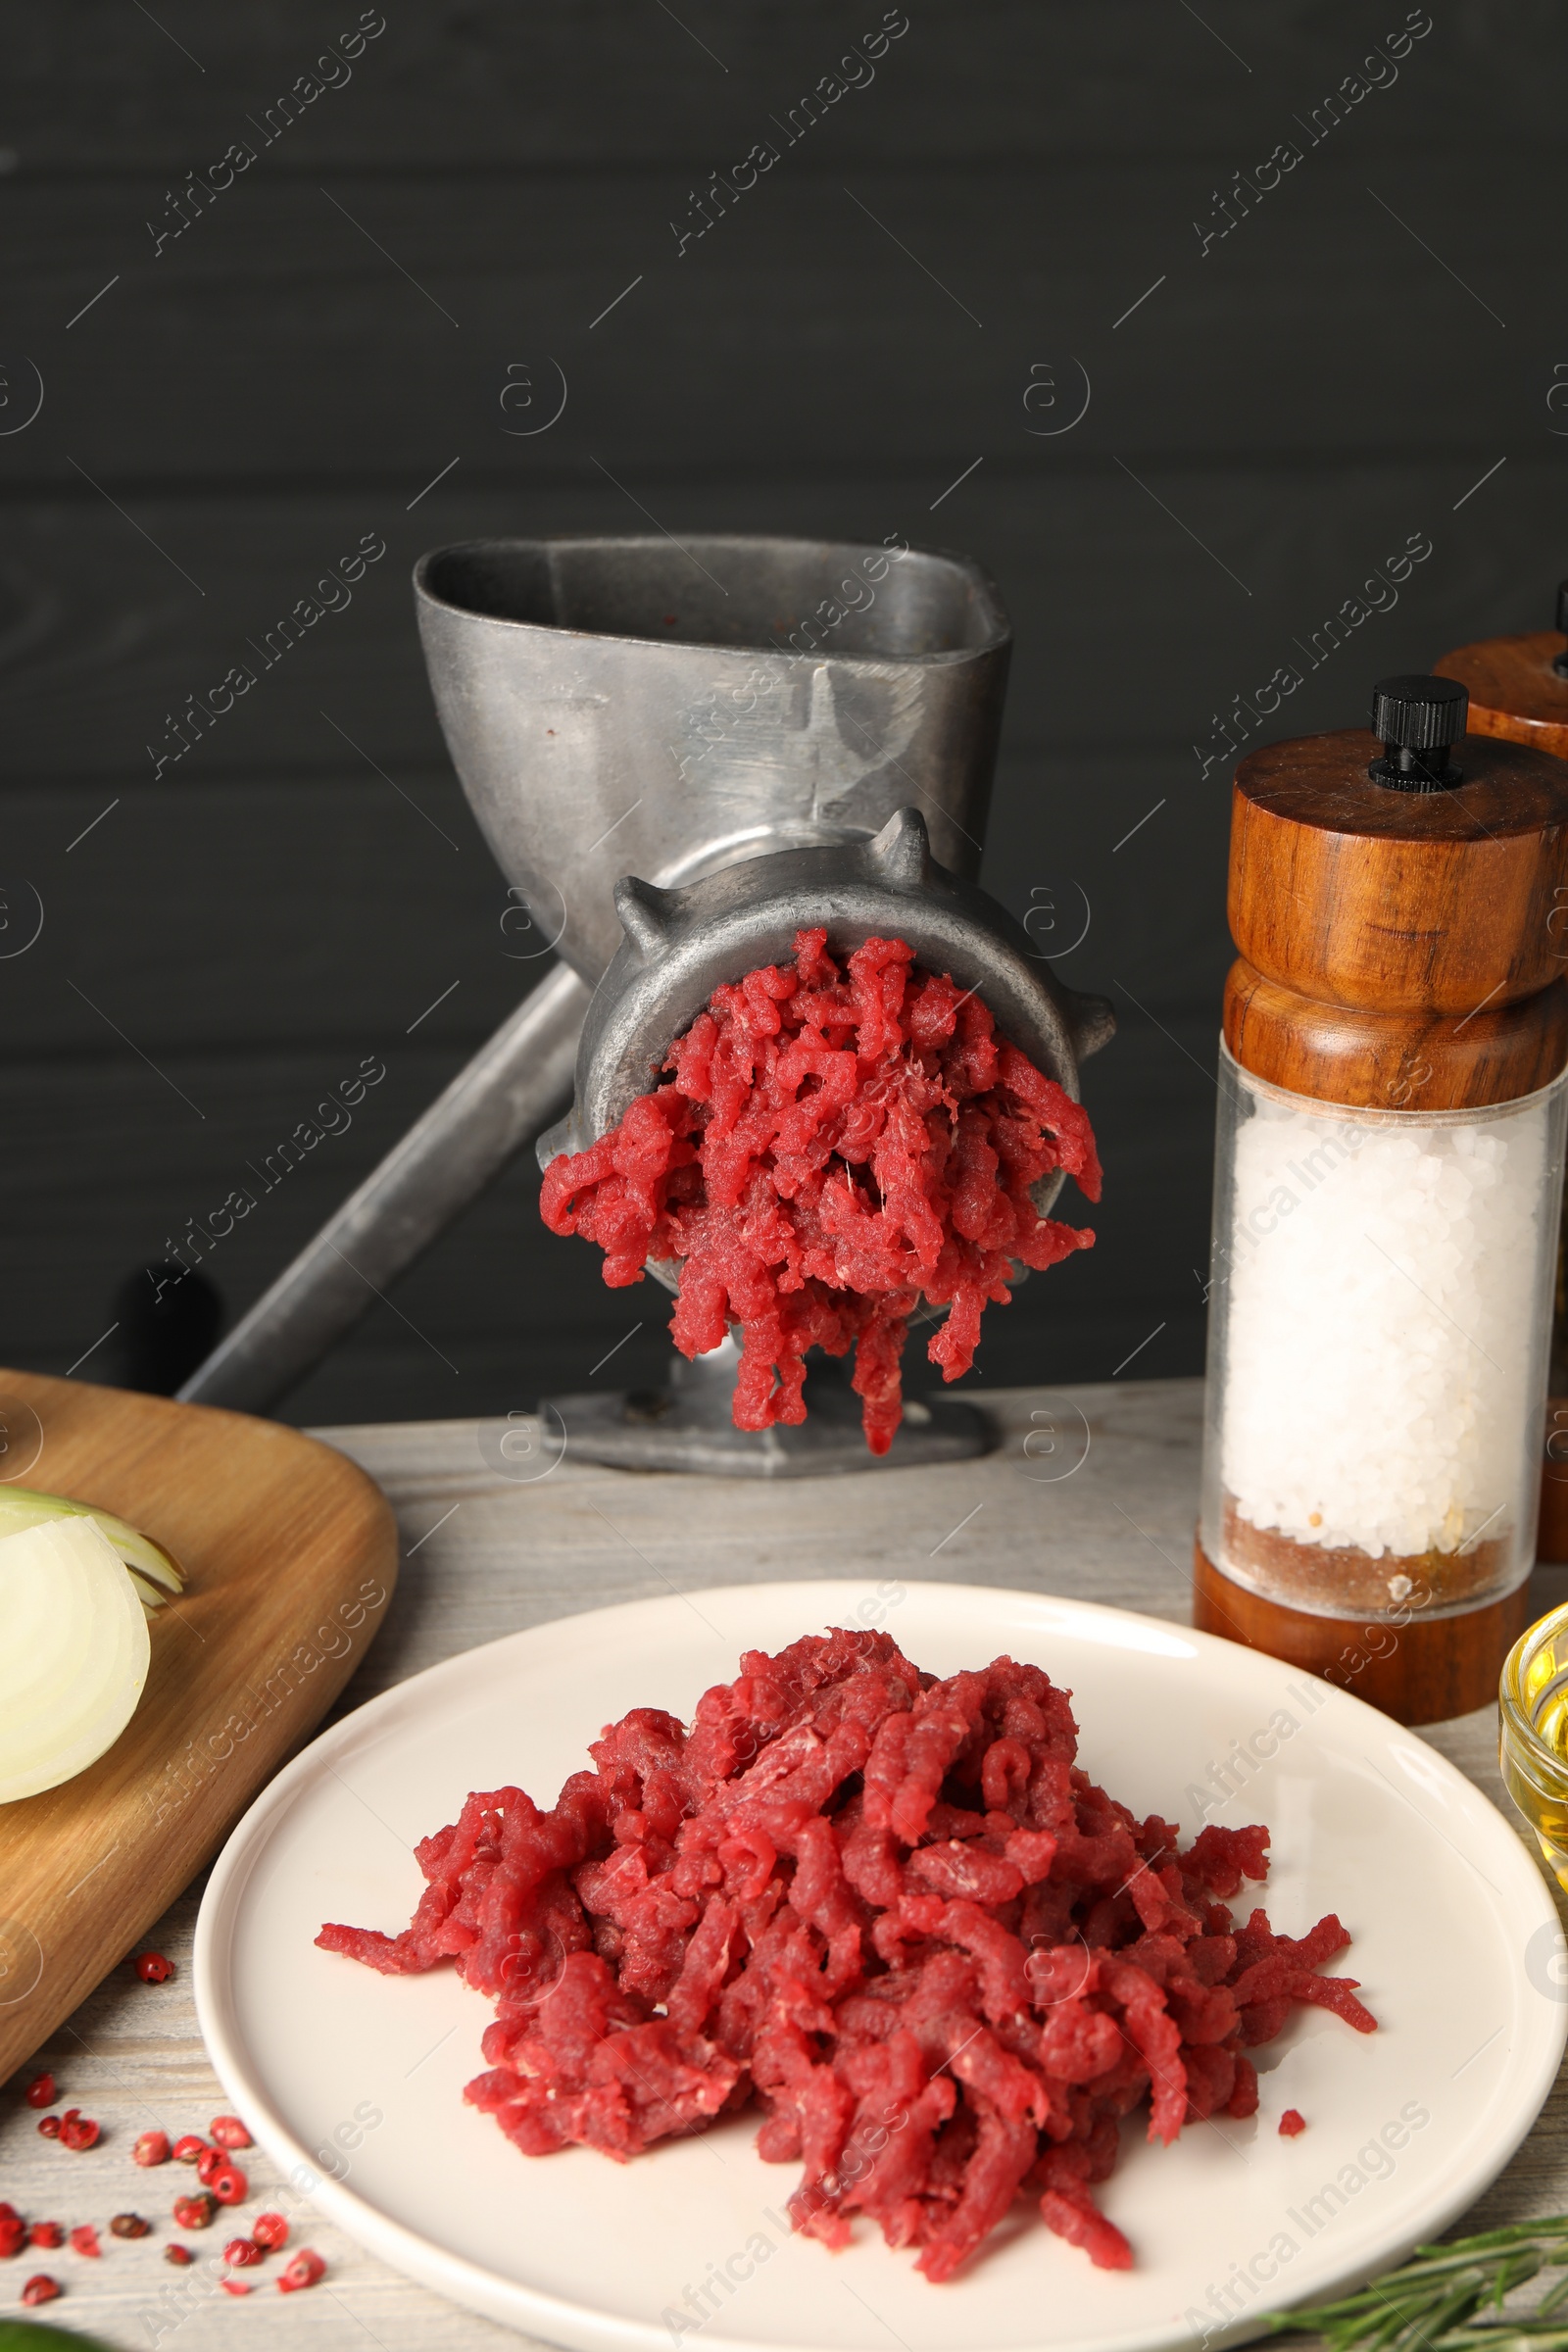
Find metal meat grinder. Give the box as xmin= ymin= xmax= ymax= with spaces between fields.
xmin=180 ymin=535 xmax=1112 ymax=1473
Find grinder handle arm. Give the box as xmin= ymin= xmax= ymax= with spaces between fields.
xmin=177 ymin=962 xmax=591 ymax=1415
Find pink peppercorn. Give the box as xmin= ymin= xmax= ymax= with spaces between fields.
xmin=196 ymin=2144 xmax=223 ymax=2184
xmin=209 ymin=2162 xmax=247 ymax=2207
xmin=210 ymin=2116 xmax=252 ymax=2150
xmin=24 ymin=2072 xmax=56 ymax=2108
xmin=0 ymin=2215 xmax=25 ymax=2258
xmin=21 ymin=2274 xmax=61 ymax=2305
xmin=134 ymin=2129 xmax=172 ymax=2167
xmin=58 ymin=2108 xmax=101 ymax=2152
xmin=69 ymin=2225 xmax=101 ymax=2258
xmin=172 ymin=2192 xmax=215 ymax=2230
xmin=135 ymin=1951 xmax=174 ymax=1984
xmin=278 ymin=2248 xmax=326 ymax=2292
xmin=224 ymin=2237 xmax=262 ymax=2268
xmin=1279 ymin=2108 xmax=1307 ymax=2137
xmin=165 ymin=2243 xmax=194 ymax=2267
xmin=172 ymin=2133 xmax=207 ymax=2164
xmin=29 ymin=2222 xmax=64 ymax=2249
xmin=251 ymin=2212 xmax=288 ymax=2251
xmin=36 ymin=2114 xmax=60 ymax=2138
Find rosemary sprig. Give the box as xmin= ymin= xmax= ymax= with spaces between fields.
xmin=1266 ymin=2220 xmax=1568 ymax=2352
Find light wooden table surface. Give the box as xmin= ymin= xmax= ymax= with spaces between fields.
xmin=3 ymin=1378 xmax=1564 ymax=2350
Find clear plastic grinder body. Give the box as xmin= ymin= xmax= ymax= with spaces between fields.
xmin=179 ymin=535 xmax=1110 ymax=1469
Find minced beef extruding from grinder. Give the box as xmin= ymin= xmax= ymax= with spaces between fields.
xmin=539 ymin=929 xmax=1102 ymax=1452
xmin=318 ymin=1630 xmax=1375 ymax=2282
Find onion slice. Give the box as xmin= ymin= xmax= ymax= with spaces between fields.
xmin=0 ymin=1484 xmax=183 ymax=1609
xmin=0 ymin=1516 xmax=151 ymax=1803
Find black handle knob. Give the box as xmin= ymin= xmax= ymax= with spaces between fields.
xmin=1367 ymin=673 xmax=1467 ymax=791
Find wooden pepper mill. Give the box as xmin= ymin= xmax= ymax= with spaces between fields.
xmin=1436 ymin=580 xmax=1568 ymax=760
xmin=1194 ymin=674 xmax=1568 ymax=1723
xmin=1437 ymin=592 xmax=1568 ymax=1560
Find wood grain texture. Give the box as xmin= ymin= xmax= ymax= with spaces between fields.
xmin=1438 ymin=632 xmax=1568 ymax=761
xmin=0 ymin=1365 xmax=397 ymax=2084
xmin=0 ymin=743 xmax=1218 ymax=1057
xmin=1228 ymin=729 xmax=1568 ymax=1016
xmin=0 ymin=468 xmax=1526 ymax=788
xmin=2 ymin=0 xmax=1560 ymax=1427
xmin=1193 ymin=1537 xmax=1533 ymax=1725
xmin=1543 ymin=1397 xmax=1568 ymax=1564
xmin=0 ymin=772 xmax=520 ymax=1057
xmin=2 ymin=1387 xmax=1565 ymax=2352
xmin=1223 ymin=956 xmax=1568 ymax=1110
xmin=0 ymin=1017 xmax=1214 ymax=1423
xmin=13 ymin=1 xmax=1567 ymax=166
xmin=0 ymin=161 xmax=1557 ymax=483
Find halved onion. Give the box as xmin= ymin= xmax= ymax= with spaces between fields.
xmin=0 ymin=1516 xmax=151 ymax=1803
xmin=0 ymin=1483 xmax=182 ymax=1610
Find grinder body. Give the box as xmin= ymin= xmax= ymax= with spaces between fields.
xmin=181 ymin=534 xmax=1110 ymax=1457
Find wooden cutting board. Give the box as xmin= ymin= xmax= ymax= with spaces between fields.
xmin=0 ymin=1366 xmax=398 ymax=2084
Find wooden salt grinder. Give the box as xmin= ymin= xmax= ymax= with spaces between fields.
xmin=1437 ymin=592 xmax=1568 ymax=1561
xmin=1194 ymin=675 xmax=1568 ymax=1723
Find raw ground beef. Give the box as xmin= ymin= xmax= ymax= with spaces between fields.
xmin=540 ymin=930 xmax=1102 ymax=1452
xmin=318 ymin=1631 xmax=1374 ymax=2281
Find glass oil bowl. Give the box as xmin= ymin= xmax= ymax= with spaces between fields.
xmin=1500 ymin=1601 xmax=1568 ymax=1891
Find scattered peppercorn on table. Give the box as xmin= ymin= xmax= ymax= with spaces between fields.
xmin=2 ymin=1379 xmax=1565 ymax=2350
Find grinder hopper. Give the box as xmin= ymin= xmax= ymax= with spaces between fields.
xmin=180 ymin=535 xmax=1109 ymax=1460
xmin=416 ymin=534 xmax=1011 ymax=981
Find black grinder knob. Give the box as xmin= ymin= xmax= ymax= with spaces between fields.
xmin=1368 ymin=673 xmax=1468 ymax=792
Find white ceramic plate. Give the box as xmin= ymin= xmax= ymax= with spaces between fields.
xmin=195 ymin=1580 xmax=1566 ymax=2352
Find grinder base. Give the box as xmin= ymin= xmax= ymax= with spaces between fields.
xmin=1193 ymin=1536 xmax=1530 ymax=1724
xmin=544 ymin=1336 xmax=992 ymax=1478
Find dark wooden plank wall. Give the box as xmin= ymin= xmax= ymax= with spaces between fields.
xmin=2 ymin=0 xmax=1560 ymax=1422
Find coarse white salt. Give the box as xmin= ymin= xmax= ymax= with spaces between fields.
xmin=1214 ymin=1071 xmax=1560 ymax=1563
